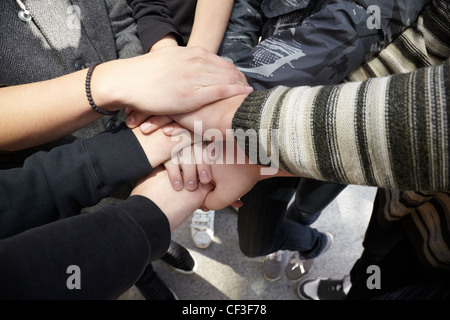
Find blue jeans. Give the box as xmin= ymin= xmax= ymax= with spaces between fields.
xmin=237 ymin=177 xmax=345 ymax=259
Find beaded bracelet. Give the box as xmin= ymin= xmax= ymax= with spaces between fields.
xmin=85 ymin=62 xmax=119 ymax=116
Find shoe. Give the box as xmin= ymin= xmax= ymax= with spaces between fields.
xmin=284 ymin=252 xmax=314 ymax=281
xmin=285 ymin=232 xmax=333 ymax=281
xmin=191 ymin=209 xmax=215 ymax=249
xmin=263 ymin=250 xmax=290 ymax=281
xmin=161 ymin=241 xmax=197 ymax=274
xmin=297 ymin=275 xmax=350 ymax=300
xmin=135 ymin=272 xmax=179 ymax=300
xmin=321 ymin=232 xmax=334 ymax=254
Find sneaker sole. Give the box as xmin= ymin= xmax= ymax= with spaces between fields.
xmin=263 ymin=272 xmax=281 ymax=282
xmin=297 ymin=276 xmax=319 ymax=300
xmin=322 ymin=232 xmax=334 ymax=254
xmin=169 ymin=288 xmax=179 ymax=300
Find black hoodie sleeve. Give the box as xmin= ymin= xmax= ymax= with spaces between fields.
xmin=0 ymin=122 xmax=172 ymax=299
xmin=0 ymin=124 xmax=152 ymax=238
xmin=0 ymin=195 xmax=171 ymax=299
xmin=127 ymin=0 xmax=185 ymax=51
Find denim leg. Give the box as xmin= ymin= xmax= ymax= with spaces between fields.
xmin=237 ymin=177 xmax=299 ymax=257
xmin=281 ymin=219 xmax=329 ymax=259
xmin=286 ymin=178 xmax=347 ymax=225
xmin=237 ymin=176 xmax=329 ymax=259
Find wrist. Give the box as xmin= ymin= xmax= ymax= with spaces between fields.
xmin=85 ymin=63 xmax=119 ymax=116
xmin=132 ymin=125 xmax=190 ymax=169
xmin=88 ymin=60 xmax=126 ymax=113
xmin=225 ymin=94 xmax=247 ymax=133
xmin=150 ymin=35 xmax=178 ymax=52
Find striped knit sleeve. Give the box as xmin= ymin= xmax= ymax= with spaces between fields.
xmin=232 ymin=59 xmax=450 ymax=191
xmin=347 ymin=0 xmax=450 ymax=81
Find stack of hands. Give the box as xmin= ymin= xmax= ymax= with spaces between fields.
xmin=127 ymin=113 xmax=271 ymax=231
xmin=102 ymin=46 xmax=290 ymax=230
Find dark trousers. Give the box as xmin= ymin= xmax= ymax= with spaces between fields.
xmin=237 ymin=177 xmax=345 ymax=259
xmin=346 ymin=189 xmax=450 ymax=300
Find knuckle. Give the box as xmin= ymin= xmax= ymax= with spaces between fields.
xmin=214 ymin=85 xmax=228 ymax=97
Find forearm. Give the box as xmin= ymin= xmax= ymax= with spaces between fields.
xmin=187 ymin=0 xmax=234 ymax=53
xmin=0 ymin=69 xmax=101 ymax=151
xmin=1 ymin=47 xmax=253 ymax=152
xmin=0 ymin=125 xmax=152 ymax=238
xmin=233 ymin=59 xmax=450 ymax=191
xmin=0 ymin=195 xmax=171 ymax=299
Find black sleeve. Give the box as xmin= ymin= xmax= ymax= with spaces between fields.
xmin=127 ymin=0 xmax=185 ymax=51
xmin=0 ymin=195 xmax=171 ymax=300
xmin=0 ymin=124 xmax=152 ymax=238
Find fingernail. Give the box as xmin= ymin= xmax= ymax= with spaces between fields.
xmin=163 ymin=126 xmax=174 ymax=135
xmin=245 ymin=86 xmax=254 ymax=93
xmin=200 ymin=170 xmax=210 ymax=183
xmin=126 ymin=115 xmax=135 ymax=127
xmin=187 ymin=180 xmax=197 ymax=190
xmin=173 ymin=180 xmax=183 ymax=191
xmin=140 ymin=122 xmax=152 ymax=133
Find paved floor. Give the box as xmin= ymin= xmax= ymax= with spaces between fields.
xmin=119 ymin=184 xmax=377 ymax=300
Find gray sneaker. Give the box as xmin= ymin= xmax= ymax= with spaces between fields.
xmin=321 ymin=232 xmax=334 ymax=254
xmin=263 ymin=250 xmax=290 ymax=281
xmin=285 ymin=252 xmax=315 ymax=281
xmin=285 ymin=232 xmax=333 ymax=281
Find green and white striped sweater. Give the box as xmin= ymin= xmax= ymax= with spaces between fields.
xmin=233 ymin=0 xmax=450 ymax=271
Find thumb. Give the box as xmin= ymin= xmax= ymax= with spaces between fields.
xmin=203 ymin=183 xmax=245 ymax=211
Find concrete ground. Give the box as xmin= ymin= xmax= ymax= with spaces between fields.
xmin=119 ymin=184 xmax=377 ymax=300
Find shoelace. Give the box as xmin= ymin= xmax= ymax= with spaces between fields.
xmin=316 ymin=279 xmax=348 ymax=300
xmin=268 ymin=250 xmax=284 ymax=262
xmin=288 ymin=252 xmax=306 ymax=273
xmin=191 ymin=212 xmax=212 ymax=231
xmin=327 ymin=283 xmax=343 ymax=293
xmin=321 ymin=280 xmax=346 ymax=296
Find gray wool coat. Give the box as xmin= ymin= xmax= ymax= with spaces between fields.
xmin=0 ymin=0 xmax=144 ymax=167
